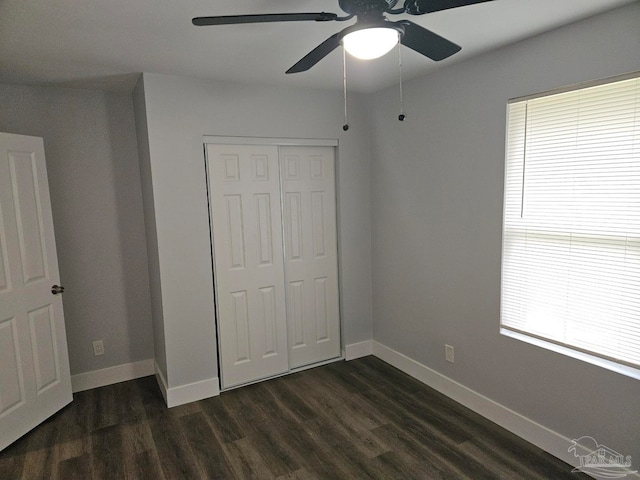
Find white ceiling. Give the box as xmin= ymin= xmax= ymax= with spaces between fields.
xmin=0 ymin=0 xmax=635 ymax=93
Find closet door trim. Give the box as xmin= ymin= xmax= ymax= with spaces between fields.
xmin=203 ymin=136 xmax=337 ymax=147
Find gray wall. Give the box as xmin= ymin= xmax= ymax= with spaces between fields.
xmin=369 ymin=2 xmax=640 ymax=462
xmin=0 ymin=84 xmax=154 ymax=375
xmin=134 ymin=73 xmax=373 ymax=389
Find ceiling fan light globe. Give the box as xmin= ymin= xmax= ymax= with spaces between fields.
xmin=343 ymin=27 xmax=399 ymax=60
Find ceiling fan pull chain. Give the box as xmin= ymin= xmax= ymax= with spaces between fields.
xmin=398 ymin=43 xmax=406 ymax=122
xmin=343 ymin=47 xmax=350 ymax=131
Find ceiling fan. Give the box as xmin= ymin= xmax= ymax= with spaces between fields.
xmin=193 ymin=0 xmax=493 ymax=74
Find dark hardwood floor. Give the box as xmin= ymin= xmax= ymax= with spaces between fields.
xmin=0 ymin=356 xmax=588 ymax=479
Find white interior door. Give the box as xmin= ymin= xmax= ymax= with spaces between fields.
xmin=206 ymin=144 xmax=289 ymax=389
xmin=0 ymin=133 xmax=72 ymax=451
xmin=280 ymin=146 xmax=341 ymax=369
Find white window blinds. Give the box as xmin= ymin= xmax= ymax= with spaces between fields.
xmin=501 ymin=74 xmax=640 ymax=369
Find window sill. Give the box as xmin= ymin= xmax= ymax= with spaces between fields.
xmin=500 ymin=328 xmax=640 ymax=381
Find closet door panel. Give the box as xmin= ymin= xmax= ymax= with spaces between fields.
xmin=280 ymin=146 xmax=341 ymax=369
xmin=207 ymin=145 xmax=288 ymax=389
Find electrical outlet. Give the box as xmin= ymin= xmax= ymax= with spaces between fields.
xmin=93 ymin=340 xmax=105 ymax=356
xmin=445 ymin=344 xmax=455 ymax=363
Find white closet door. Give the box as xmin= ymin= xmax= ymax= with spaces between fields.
xmin=206 ymin=144 xmax=289 ymax=389
xmin=280 ymin=146 xmax=341 ymax=369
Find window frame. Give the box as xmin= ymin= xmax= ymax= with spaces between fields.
xmin=499 ymin=71 xmax=640 ymax=380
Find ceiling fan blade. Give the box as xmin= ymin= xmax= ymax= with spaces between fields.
xmin=399 ymin=20 xmax=461 ymax=60
xmin=404 ymin=0 xmax=493 ymax=15
xmin=286 ymin=32 xmax=342 ymax=74
xmin=192 ymin=12 xmax=338 ymax=27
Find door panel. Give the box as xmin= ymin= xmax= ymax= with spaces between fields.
xmin=0 ymin=133 xmax=72 ymax=451
xmin=0 ymin=317 xmax=24 ymax=415
xmin=28 ymin=305 xmax=59 ymax=392
xmin=280 ymin=146 xmax=341 ymax=369
xmin=206 ymin=144 xmax=289 ymax=389
xmin=9 ymin=150 xmax=48 ymax=284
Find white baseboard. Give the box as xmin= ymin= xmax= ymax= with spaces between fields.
xmin=71 ymin=358 xmax=155 ymax=393
xmin=344 ymin=340 xmax=373 ymax=360
xmin=371 ymin=341 xmax=639 ymax=478
xmin=154 ymin=361 xmax=220 ymax=408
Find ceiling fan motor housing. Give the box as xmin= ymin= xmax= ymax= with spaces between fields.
xmin=338 ymin=0 xmax=399 ymax=16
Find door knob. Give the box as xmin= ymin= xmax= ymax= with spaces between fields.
xmin=51 ymin=285 xmax=65 ymax=295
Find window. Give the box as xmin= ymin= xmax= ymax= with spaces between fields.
xmin=500 ymin=73 xmax=640 ymax=377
